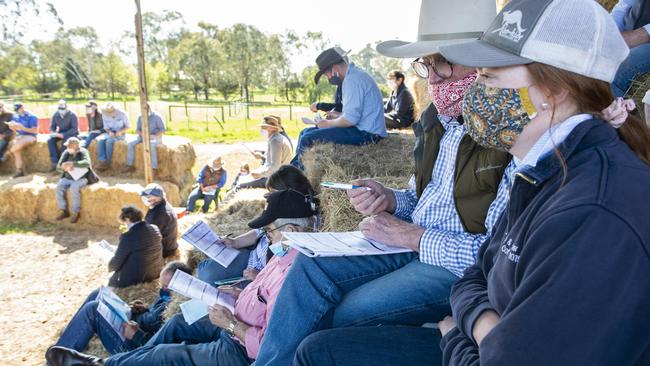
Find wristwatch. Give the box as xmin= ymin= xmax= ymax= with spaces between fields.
xmin=225 ymin=319 xmax=238 ymax=337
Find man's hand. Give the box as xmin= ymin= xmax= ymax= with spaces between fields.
xmin=218 ymin=285 xmax=243 ymax=300
xmin=358 ymin=212 xmax=424 ymax=251
xmin=243 ymin=268 xmax=259 ymax=281
xmin=622 ymin=28 xmax=650 ymax=48
xmin=62 ymin=162 xmax=74 ymax=172
xmin=315 ymin=119 xmax=330 ymax=129
xmin=347 ymin=179 xmax=396 ymax=215
xmin=201 ymin=184 xmax=216 ymax=193
xmin=121 ymin=321 xmax=139 ymax=340
xmin=217 ymin=237 xmax=238 ymax=248
xmin=208 ymin=304 xmax=235 ymax=328
xmin=310 ymin=102 xmax=318 ymax=112
xmin=472 ymin=310 xmax=500 ymax=346
xmin=325 ymin=110 xmax=341 ymax=119
xmin=251 ymin=150 xmax=264 ymax=160
xmin=129 ymin=300 xmax=148 ymax=315
xmin=438 ymin=316 xmax=457 ymax=337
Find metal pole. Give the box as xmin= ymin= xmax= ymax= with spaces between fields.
xmin=135 ymin=0 xmax=153 ymax=184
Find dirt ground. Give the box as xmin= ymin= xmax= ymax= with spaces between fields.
xmin=0 ymin=224 xmax=119 ymax=365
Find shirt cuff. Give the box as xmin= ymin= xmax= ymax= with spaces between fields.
xmin=392 ymin=189 xmax=413 ymax=219
xmin=461 ymin=302 xmax=497 ymax=344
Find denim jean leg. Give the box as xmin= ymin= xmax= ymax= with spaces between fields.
xmin=97 ymin=135 xmax=108 ymax=161
xmin=0 ymin=139 xmax=8 ymax=159
xmin=69 ymin=178 xmax=88 ymax=213
xmin=144 ymin=313 xmax=221 ymax=347
xmin=332 ymin=260 xmax=459 ymax=327
xmin=293 ymin=326 xmax=443 ymax=366
xmin=150 ymin=140 xmax=160 ymax=169
xmin=201 ymin=194 xmax=216 ymax=212
xmin=254 ymin=251 xmax=417 ymax=366
xmin=47 ymin=137 xmax=62 ymax=164
xmin=54 ymin=300 xmax=107 ymax=352
xmin=107 ymin=331 xmax=250 ymax=366
xmin=126 ymin=136 xmax=141 ymax=166
xmin=56 ymin=178 xmax=73 ymax=210
xmin=83 ymin=131 xmax=101 ymax=149
xmin=196 ymin=248 xmax=251 ymax=284
xmin=186 ymin=187 xmax=203 ymax=212
xmin=105 ymin=136 xmax=124 ymax=163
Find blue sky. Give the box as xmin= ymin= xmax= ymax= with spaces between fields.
xmin=38 ymin=0 xmax=421 ymax=72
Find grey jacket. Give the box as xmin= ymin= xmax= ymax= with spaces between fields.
xmin=258 ymin=132 xmax=293 ymax=178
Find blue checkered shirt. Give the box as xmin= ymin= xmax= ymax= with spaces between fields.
xmin=246 ymin=230 xmax=270 ymax=271
xmin=393 ymin=115 xmax=514 ymax=277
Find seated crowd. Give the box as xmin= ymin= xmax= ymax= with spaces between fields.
xmin=31 ymin=0 xmax=650 ymax=365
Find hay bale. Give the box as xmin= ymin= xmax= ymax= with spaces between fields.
xmin=0 ymin=134 xmax=196 ymax=189
xmin=303 ymin=132 xmax=415 ymax=190
xmin=162 ymin=293 xmax=191 ymax=321
xmin=625 ymin=72 xmax=650 ymax=119
xmin=0 ymin=173 xmax=185 ymax=228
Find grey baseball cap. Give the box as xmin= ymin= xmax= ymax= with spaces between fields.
xmin=439 ymin=0 xmax=629 ymax=82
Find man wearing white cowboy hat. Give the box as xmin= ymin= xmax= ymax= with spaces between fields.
xmin=255 ymin=1 xmax=516 ymax=365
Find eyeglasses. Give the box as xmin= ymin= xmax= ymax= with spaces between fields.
xmin=261 ymin=223 xmax=299 ymax=240
xmin=411 ymin=56 xmax=454 ymax=80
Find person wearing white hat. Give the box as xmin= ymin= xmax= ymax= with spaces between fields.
xmin=47 ymin=99 xmax=79 ymax=172
xmin=96 ymin=102 xmax=130 ymax=171
xmin=254 ymin=1 xmax=516 ymax=365
xmin=293 ymin=0 xmax=650 ymax=365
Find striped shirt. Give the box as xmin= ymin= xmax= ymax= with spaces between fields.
xmin=247 ymin=230 xmax=270 ymax=271
xmin=393 ymin=115 xmax=514 ymax=277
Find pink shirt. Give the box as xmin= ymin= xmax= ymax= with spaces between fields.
xmin=233 ymin=249 xmax=297 ymax=359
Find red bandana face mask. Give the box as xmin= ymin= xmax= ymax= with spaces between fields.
xmin=428 ymin=72 xmax=478 ymax=118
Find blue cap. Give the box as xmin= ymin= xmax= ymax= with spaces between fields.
xmin=141 ymin=183 xmax=164 ymax=197
xmin=13 ymin=103 xmax=23 ymax=112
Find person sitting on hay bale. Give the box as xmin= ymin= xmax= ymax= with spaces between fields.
xmin=185 ymin=155 xmax=227 ymax=214
xmin=46 ymin=189 xmax=316 ymax=366
xmin=384 ymin=70 xmax=415 ymax=129
xmin=141 ymin=184 xmax=179 ymax=259
xmin=6 ymin=103 xmax=38 ymax=178
xmin=109 ymin=206 xmax=164 ymax=288
xmin=55 ymin=137 xmax=98 ymax=224
xmin=47 ymin=261 xmax=191 ymax=358
xmin=122 ymin=103 xmax=166 ymax=176
xmin=82 ymin=100 xmax=104 ymax=149
xmin=238 ymin=115 xmax=292 ymax=189
xmin=253 ymin=1 xmax=515 ymax=364
xmin=96 ymin=102 xmax=129 ymax=172
xmin=309 ymin=46 xmax=347 ymax=115
xmin=228 ymin=163 xmax=251 ymax=193
xmin=290 ymin=47 xmax=388 ymax=170
xmin=610 ymin=0 xmax=650 ymax=97
xmin=0 ymin=102 xmax=15 ymax=162
xmin=197 ymin=165 xmax=319 ymax=285
xmin=47 ymin=99 xmax=79 ymax=172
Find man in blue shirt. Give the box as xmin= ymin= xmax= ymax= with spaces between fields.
xmin=7 ymin=103 xmax=38 ymax=177
xmin=47 ymin=99 xmax=79 ymax=171
xmin=96 ymin=102 xmax=129 ymax=171
xmin=290 ymin=47 xmax=387 ymax=170
xmin=122 ymin=104 xmax=166 ymax=174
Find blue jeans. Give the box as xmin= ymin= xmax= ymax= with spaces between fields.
xmin=254 ymin=252 xmax=458 ymax=365
xmin=82 ymin=131 xmax=103 ymax=149
xmin=126 ymin=135 xmax=161 ymax=169
xmin=55 ymin=289 xmax=131 ymax=355
xmin=47 ymin=135 xmax=77 ymax=164
xmin=106 ymin=324 xmax=250 ymax=366
xmin=186 ymin=187 xmax=218 ymax=212
xmin=290 ymin=127 xmax=381 ymax=170
xmin=145 ymin=313 xmax=221 ymax=346
xmin=294 ymin=326 xmax=443 ymax=366
xmin=56 ymin=177 xmax=88 ymax=213
xmin=97 ymin=134 xmax=126 ymax=162
xmin=196 ymin=248 xmax=251 ymax=284
xmin=611 ymin=43 xmax=650 ymax=97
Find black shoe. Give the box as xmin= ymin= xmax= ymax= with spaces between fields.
xmin=56 ymin=210 xmax=70 ymax=221
xmin=45 ymin=346 xmax=103 ymax=366
xmin=70 ymin=212 xmax=80 ymax=224
xmin=12 ymin=169 xmax=24 ymax=178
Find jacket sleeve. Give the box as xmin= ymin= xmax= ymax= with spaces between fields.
xmin=395 ymin=89 xmax=414 ymax=124
xmin=73 ymin=149 xmax=91 ymax=168
xmin=443 ymin=205 xmax=650 ymax=366
xmin=56 ymin=152 xmax=68 ymax=173
xmin=62 ymin=114 xmax=78 ymax=138
xmin=50 ymin=116 xmax=57 ymax=133
xmin=316 ymin=102 xmax=336 ymax=112
xmin=196 ymin=166 xmax=206 ymax=185
xmin=108 ymin=235 xmax=131 ymax=272
xmin=217 ymin=170 xmax=227 ymax=189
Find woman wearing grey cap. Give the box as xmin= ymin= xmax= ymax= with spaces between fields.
xmin=294 ymin=1 xmax=650 ymax=365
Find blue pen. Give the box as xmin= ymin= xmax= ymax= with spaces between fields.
xmin=320 ymin=182 xmax=371 ymax=190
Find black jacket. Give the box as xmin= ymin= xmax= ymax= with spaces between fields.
xmin=442 ymin=120 xmax=650 ymax=365
xmin=384 ymin=84 xmax=415 ymax=127
xmin=126 ymin=290 xmax=171 ymax=349
xmin=0 ymin=112 xmax=14 ymax=139
xmin=316 ymin=85 xmax=343 ymax=113
xmin=108 ymin=221 xmax=163 ymax=288
xmin=145 ymin=199 xmax=178 ymax=257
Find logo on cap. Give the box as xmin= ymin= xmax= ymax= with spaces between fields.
xmin=492 ymin=10 xmax=527 ymax=43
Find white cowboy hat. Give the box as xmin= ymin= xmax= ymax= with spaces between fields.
xmin=376 ymin=0 xmax=498 ymax=58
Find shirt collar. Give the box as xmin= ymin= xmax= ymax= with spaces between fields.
xmin=514 ymin=114 xmax=592 ymax=171
xmin=438 ymin=114 xmax=462 ymax=130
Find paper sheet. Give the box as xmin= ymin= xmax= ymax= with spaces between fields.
xmin=180 ymin=299 xmax=209 ymax=325
xmin=68 ymin=167 xmax=89 ymax=181
xmin=96 ymin=301 xmax=126 ymax=341
xmin=168 ymin=270 xmax=236 ymax=312
xmin=97 ymin=286 xmax=131 ymax=323
xmin=181 ymin=221 xmax=240 ymax=267
xmin=282 ymin=231 xmax=413 ymax=257
xmin=92 ymin=240 xmax=116 ymax=262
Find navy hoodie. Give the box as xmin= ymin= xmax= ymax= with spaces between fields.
xmin=442 ymin=119 xmax=650 ymax=365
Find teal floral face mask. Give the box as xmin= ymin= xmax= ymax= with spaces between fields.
xmin=462 ymin=82 xmax=539 ymax=151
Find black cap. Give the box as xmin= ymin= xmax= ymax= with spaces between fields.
xmin=314 ymin=47 xmax=350 ymax=84
xmin=13 ymin=103 xmax=23 ymax=112
xmin=248 ymin=189 xmax=315 ymax=229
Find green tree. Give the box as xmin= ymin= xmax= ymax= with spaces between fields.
xmin=0 ymin=43 xmax=36 ymax=95
xmin=0 ymin=0 xmax=62 ymax=43
xmin=96 ymin=51 xmax=134 ymax=99
xmin=350 ymin=43 xmax=403 ymax=85
xmin=169 ymin=30 xmax=221 ymax=100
